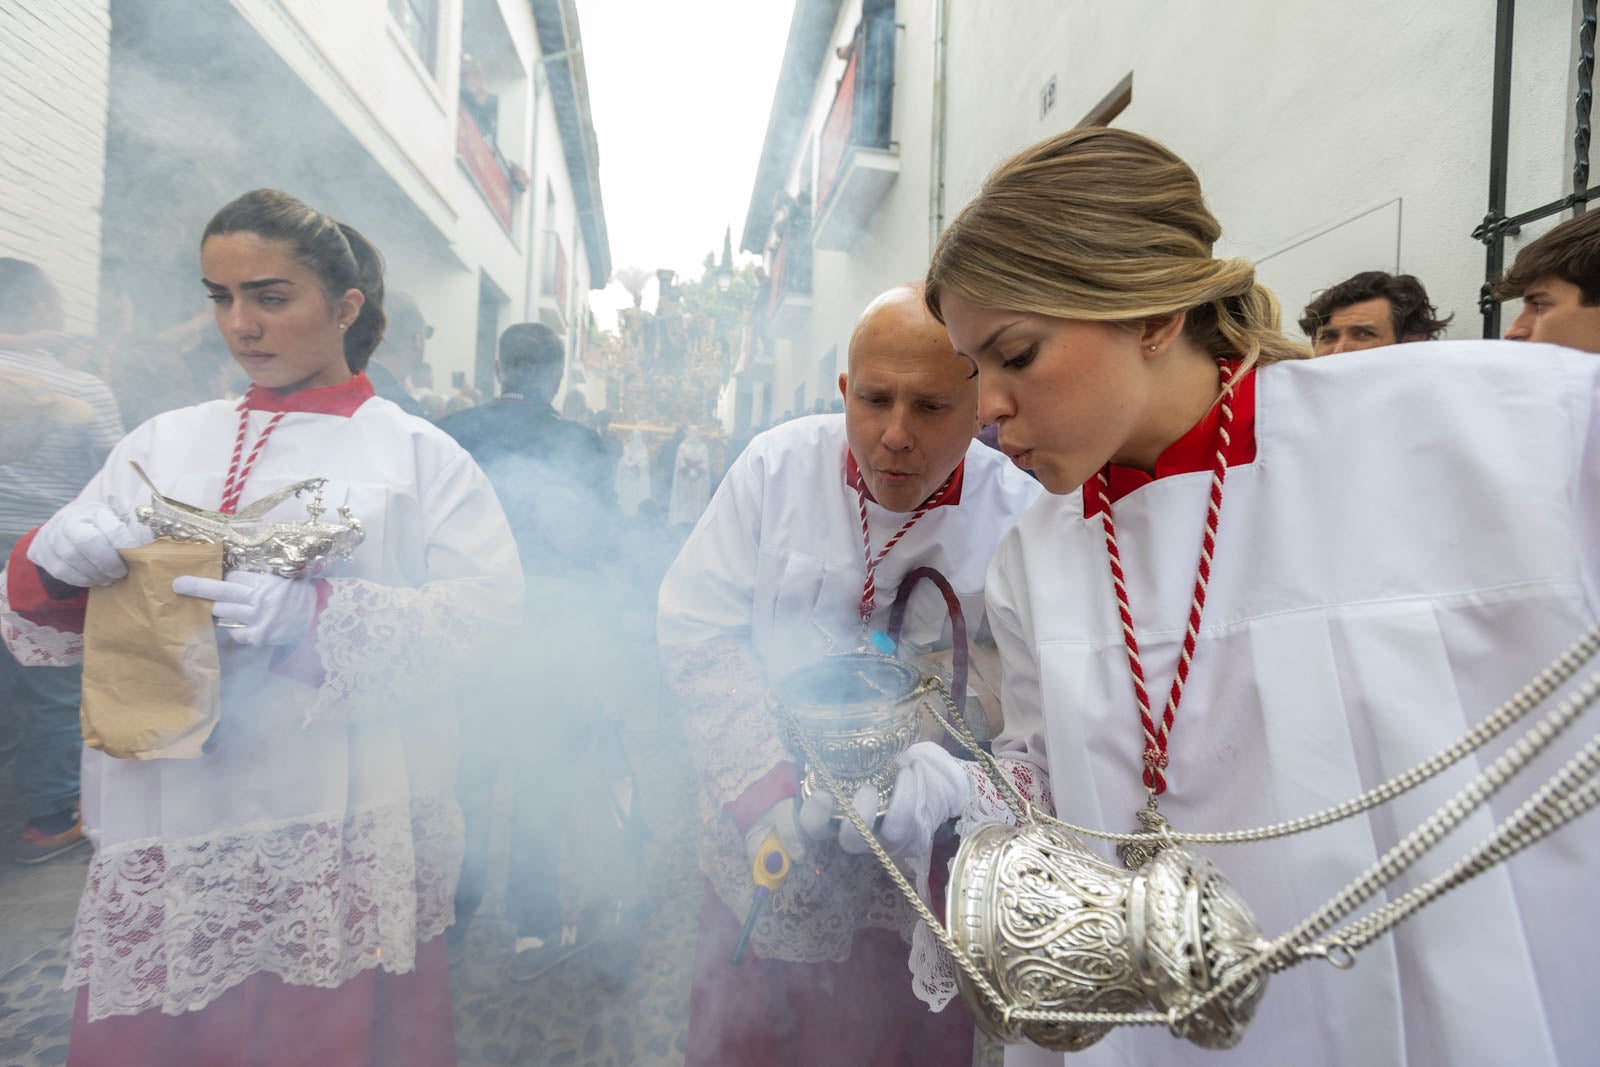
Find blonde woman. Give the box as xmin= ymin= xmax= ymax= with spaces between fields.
xmin=845 ymin=127 xmax=1599 ymax=1065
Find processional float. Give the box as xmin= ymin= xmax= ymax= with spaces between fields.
xmin=765 ymin=567 xmax=1600 ymax=1051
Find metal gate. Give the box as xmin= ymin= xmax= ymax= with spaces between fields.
xmin=1476 ymin=0 xmax=1599 ymax=337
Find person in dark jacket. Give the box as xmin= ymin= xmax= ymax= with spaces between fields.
xmin=438 ymin=323 xmax=629 ymax=979
xmin=366 ymin=291 xmax=427 ymax=417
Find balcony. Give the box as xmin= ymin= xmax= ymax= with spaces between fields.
xmin=813 ymin=15 xmax=898 ymax=251
xmin=764 ymin=229 xmax=811 ymax=337
xmin=457 ymin=102 xmax=514 ymax=232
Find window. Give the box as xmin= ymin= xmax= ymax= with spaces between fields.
xmin=389 ymin=0 xmax=439 ymax=73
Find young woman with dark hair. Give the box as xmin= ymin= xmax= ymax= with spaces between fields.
xmin=0 ymin=189 xmax=522 ymax=1065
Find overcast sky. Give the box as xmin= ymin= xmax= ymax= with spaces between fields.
xmin=577 ymin=0 xmax=795 ymax=328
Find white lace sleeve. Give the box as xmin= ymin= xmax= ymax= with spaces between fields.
xmin=303 ymin=575 xmax=516 ymax=725
xmin=0 ymin=568 xmax=84 ymax=666
xmin=665 ymin=636 xmax=792 ymax=805
xmin=303 ymin=446 xmax=523 ymax=725
xmin=955 ymin=755 xmax=1054 ymax=836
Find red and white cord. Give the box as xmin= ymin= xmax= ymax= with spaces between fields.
xmin=219 ymin=404 xmax=286 ymax=514
xmin=1096 ymin=358 xmax=1238 ymax=795
xmin=855 ymin=470 xmax=956 ymax=627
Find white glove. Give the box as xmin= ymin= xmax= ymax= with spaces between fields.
xmin=797 ymin=788 xmax=839 ymax=842
xmin=172 ymin=570 xmax=318 ymax=647
xmin=27 ymin=502 xmax=145 ymax=588
xmin=744 ymin=795 xmax=808 ymax=868
xmin=838 ymin=741 xmax=972 ymax=858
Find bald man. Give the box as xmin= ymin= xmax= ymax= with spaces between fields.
xmin=659 ymin=285 xmax=1040 ymax=1066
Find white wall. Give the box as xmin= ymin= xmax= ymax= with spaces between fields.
xmin=230 ymin=0 xmax=573 ymax=392
xmin=751 ymin=1 xmax=1588 ymax=426
xmin=0 ymin=0 xmax=111 ymax=331
xmin=940 ymin=0 xmax=1581 ymax=339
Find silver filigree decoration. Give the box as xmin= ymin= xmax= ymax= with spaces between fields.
xmin=130 ymin=461 xmax=364 ymax=578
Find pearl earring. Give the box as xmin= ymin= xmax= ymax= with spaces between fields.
xmin=339 ymin=323 xmax=348 ymax=331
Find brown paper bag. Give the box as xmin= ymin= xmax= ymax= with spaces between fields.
xmin=81 ymin=540 xmax=224 ymax=759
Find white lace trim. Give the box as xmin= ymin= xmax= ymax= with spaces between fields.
xmin=306 ymin=576 xmax=512 ymax=725
xmin=953 ymin=755 xmax=1053 ymax=838
xmin=667 ymin=639 xmax=793 ymax=806
xmin=909 ymin=906 xmax=961 ymax=1011
xmin=702 ymin=807 xmax=917 ymax=964
xmin=912 ymin=757 xmax=1054 ymax=1010
xmin=67 ymin=795 xmax=462 ymax=1022
xmin=0 ymin=566 xmax=84 ymax=666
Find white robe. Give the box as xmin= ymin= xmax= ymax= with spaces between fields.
xmin=0 ymin=393 xmax=523 ymax=1021
xmin=615 ymin=429 xmax=652 ymax=518
xmin=668 ymin=431 xmax=712 ymax=527
xmin=658 ymin=413 xmax=1041 ymax=961
xmin=979 ymin=341 xmax=1599 ymax=1066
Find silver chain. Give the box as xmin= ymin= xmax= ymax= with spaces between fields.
xmin=1191 ymin=714 xmax=1600 ymax=1018
xmin=784 ymin=634 xmax=1600 ymax=1033
xmin=992 ymin=624 xmax=1600 ymax=848
xmin=777 ymin=709 xmax=1171 ymax=1030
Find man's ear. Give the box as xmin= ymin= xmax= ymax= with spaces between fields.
xmin=837 ymin=372 xmax=848 ymax=400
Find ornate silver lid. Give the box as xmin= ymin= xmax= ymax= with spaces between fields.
xmin=130 ymin=461 xmax=364 ymax=578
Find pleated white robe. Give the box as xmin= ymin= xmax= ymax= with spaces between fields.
xmin=982 ymin=341 xmax=1599 ymax=1066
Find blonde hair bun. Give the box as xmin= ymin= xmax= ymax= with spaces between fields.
xmin=926 ymin=126 xmax=1309 ymax=373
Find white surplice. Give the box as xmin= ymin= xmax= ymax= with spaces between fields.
xmin=658 ymin=413 xmax=1041 ymax=961
xmin=668 ymin=429 xmax=712 ymax=527
xmin=615 ymin=429 xmax=652 ymax=518
xmin=974 ymin=341 xmax=1599 ymax=1066
xmin=0 ymin=389 xmax=523 ymax=1022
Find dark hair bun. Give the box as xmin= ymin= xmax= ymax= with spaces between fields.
xmin=337 ymin=222 xmax=386 ymax=370
xmin=203 ymin=189 xmax=388 ymax=371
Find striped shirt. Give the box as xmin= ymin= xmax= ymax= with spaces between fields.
xmin=0 ymin=348 xmax=125 ymax=538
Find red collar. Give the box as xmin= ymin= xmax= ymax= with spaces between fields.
xmin=845 ymin=450 xmax=965 ymax=509
xmin=1084 ymin=363 xmax=1257 ymax=518
xmin=239 ymin=373 xmax=375 ymax=417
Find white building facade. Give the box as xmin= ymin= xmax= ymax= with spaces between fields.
xmin=735 ymin=0 xmax=1592 ymax=431
xmin=0 ymin=0 xmax=112 ymax=332
xmin=2 ymin=0 xmax=609 ymax=399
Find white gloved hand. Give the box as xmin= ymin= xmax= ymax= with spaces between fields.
xmin=838 ymin=741 xmax=972 ymax=858
xmin=172 ymin=570 xmax=318 ymax=647
xmin=27 ymin=502 xmax=144 ymax=588
xmin=744 ymin=795 xmax=808 ymax=868
xmin=797 ymin=788 xmax=838 ymax=842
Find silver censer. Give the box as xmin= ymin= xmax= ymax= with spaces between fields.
xmin=767 ymin=651 xmax=933 ymax=819
xmin=766 ymin=570 xmax=1269 ymax=1052
xmin=948 ymin=820 xmax=1268 ymax=1050
xmin=130 ymin=461 xmax=364 ymax=578
xmin=772 ymin=570 xmax=1600 ymax=1055
xmin=769 ymin=649 xmax=1270 ymax=1050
